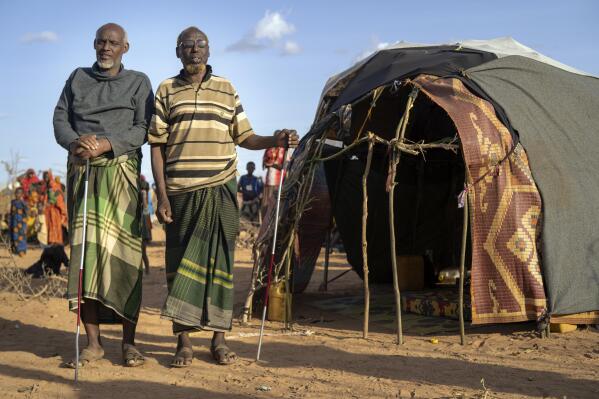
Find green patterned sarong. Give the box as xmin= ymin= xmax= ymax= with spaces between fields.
xmin=66 ymin=153 xmax=143 ymax=324
xmin=162 ymin=178 xmax=239 ymax=333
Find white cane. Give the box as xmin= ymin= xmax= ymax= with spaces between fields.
xmin=256 ymin=148 xmax=289 ymax=361
xmin=75 ymin=159 xmax=90 ymax=383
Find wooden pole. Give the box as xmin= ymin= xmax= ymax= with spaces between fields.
xmin=458 ymin=189 xmax=469 ymax=345
xmin=284 ymin=233 xmax=297 ymax=330
xmin=387 ymin=87 xmax=419 ymax=345
xmin=280 ymin=137 xmax=326 ymax=331
xmin=361 ymin=136 xmax=375 ymax=339
xmin=282 ymin=153 xmax=294 ymax=331
xmin=387 ymin=155 xmax=403 ymax=345
xmin=242 ymin=247 xmax=261 ymax=323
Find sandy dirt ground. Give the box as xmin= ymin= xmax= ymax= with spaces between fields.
xmin=0 ymin=227 xmax=598 ymax=399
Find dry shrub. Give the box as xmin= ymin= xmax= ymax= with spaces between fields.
xmin=0 ymin=236 xmax=67 ymax=301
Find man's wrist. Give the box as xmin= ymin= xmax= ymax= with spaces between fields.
xmin=99 ymin=138 xmax=112 ymax=154
xmin=157 ymin=189 xmax=169 ymax=202
xmin=69 ymin=140 xmax=79 ymax=153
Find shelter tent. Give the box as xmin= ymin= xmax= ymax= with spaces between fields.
xmin=246 ymin=37 xmax=599 ymax=328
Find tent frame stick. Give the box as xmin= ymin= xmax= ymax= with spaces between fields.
xmin=387 ymin=87 xmax=419 ymax=345
xmin=355 ymin=87 xmax=385 ymax=140
xmin=242 ymin=247 xmax=260 ymax=323
xmin=284 ymin=239 xmax=293 ymax=330
xmin=361 ymin=135 xmax=375 ymax=339
xmin=323 ymin=156 xmax=345 ymax=291
xmin=325 ymin=268 xmax=352 ymax=285
xmin=279 ymin=137 xmax=327 ymax=330
xmin=458 ymin=187 xmax=469 ymax=345
xmin=387 ymin=155 xmax=403 ymax=345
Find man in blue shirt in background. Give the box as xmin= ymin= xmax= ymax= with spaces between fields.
xmin=238 ymin=162 xmax=263 ymax=224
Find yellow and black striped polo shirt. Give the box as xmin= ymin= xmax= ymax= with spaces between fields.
xmin=148 ymin=66 xmax=254 ymax=194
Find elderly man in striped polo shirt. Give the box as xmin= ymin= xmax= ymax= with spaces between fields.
xmin=149 ymin=26 xmax=298 ymax=367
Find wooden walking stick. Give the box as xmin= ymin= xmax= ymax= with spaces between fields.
xmin=75 ymin=159 xmax=90 ymax=383
xmin=256 ymin=148 xmax=289 ymax=361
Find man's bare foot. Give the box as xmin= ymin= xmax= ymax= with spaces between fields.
xmin=171 ymin=332 xmax=193 ymax=367
xmin=170 ymin=345 xmax=193 ymax=367
xmin=65 ymin=346 xmax=104 ymax=368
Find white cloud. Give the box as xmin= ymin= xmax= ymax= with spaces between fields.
xmin=255 ymin=11 xmax=295 ymax=40
xmin=0 ymin=113 xmax=9 ymax=120
xmin=20 ymin=31 xmax=59 ymax=44
xmin=282 ymin=41 xmax=301 ymax=55
xmin=227 ymin=11 xmax=300 ymax=55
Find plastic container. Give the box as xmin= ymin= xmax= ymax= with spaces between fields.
xmin=550 ymin=323 xmax=578 ymax=333
xmin=267 ymin=280 xmax=290 ymax=322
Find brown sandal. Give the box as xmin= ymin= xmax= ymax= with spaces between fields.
xmin=210 ymin=344 xmax=237 ymax=365
xmin=122 ymin=344 xmax=145 ymax=367
xmin=65 ymin=347 xmax=104 ymax=369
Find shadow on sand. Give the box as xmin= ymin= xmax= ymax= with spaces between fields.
xmin=0 ymin=317 xmax=597 ymax=398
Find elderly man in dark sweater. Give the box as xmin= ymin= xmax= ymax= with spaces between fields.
xmin=53 ymin=22 xmax=153 ymax=368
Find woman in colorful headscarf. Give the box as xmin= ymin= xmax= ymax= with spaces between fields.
xmin=10 ymin=187 xmax=28 ymax=256
xmin=20 ymin=169 xmax=40 ymax=200
xmin=43 ymin=170 xmax=67 ymax=245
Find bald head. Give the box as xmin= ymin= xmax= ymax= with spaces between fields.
xmin=176 ymin=27 xmax=210 ymax=77
xmin=94 ymin=23 xmax=129 ymax=75
xmin=177 ymin=26 xmax=207 ymax=46
xmin=96 ymin=23 xmax=128 ymax=44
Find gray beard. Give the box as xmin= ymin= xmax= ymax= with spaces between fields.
xmin=184 ymin=63 xmax=206 ymax=75
xmin=97 ymin=60 xmax=115 ymax=69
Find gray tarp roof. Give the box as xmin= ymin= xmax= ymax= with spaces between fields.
xmin=318 ymin=37 xmax=593 ymax=115
xmin=467 ymin=55 xmax=599 ymax=315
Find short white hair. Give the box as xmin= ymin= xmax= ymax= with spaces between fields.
xmin=96 ymin=23 xmax=128 ymax=44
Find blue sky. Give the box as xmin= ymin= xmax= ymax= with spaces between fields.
xmin=1 ymin=0 xmax=598 ymax=185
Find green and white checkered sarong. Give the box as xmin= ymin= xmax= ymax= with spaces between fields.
xmin=66 ymin=153 xmax=143 ymax=324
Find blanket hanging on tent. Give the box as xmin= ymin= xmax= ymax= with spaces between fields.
xmin=414 ymin=75 xmax=546 ymax=324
